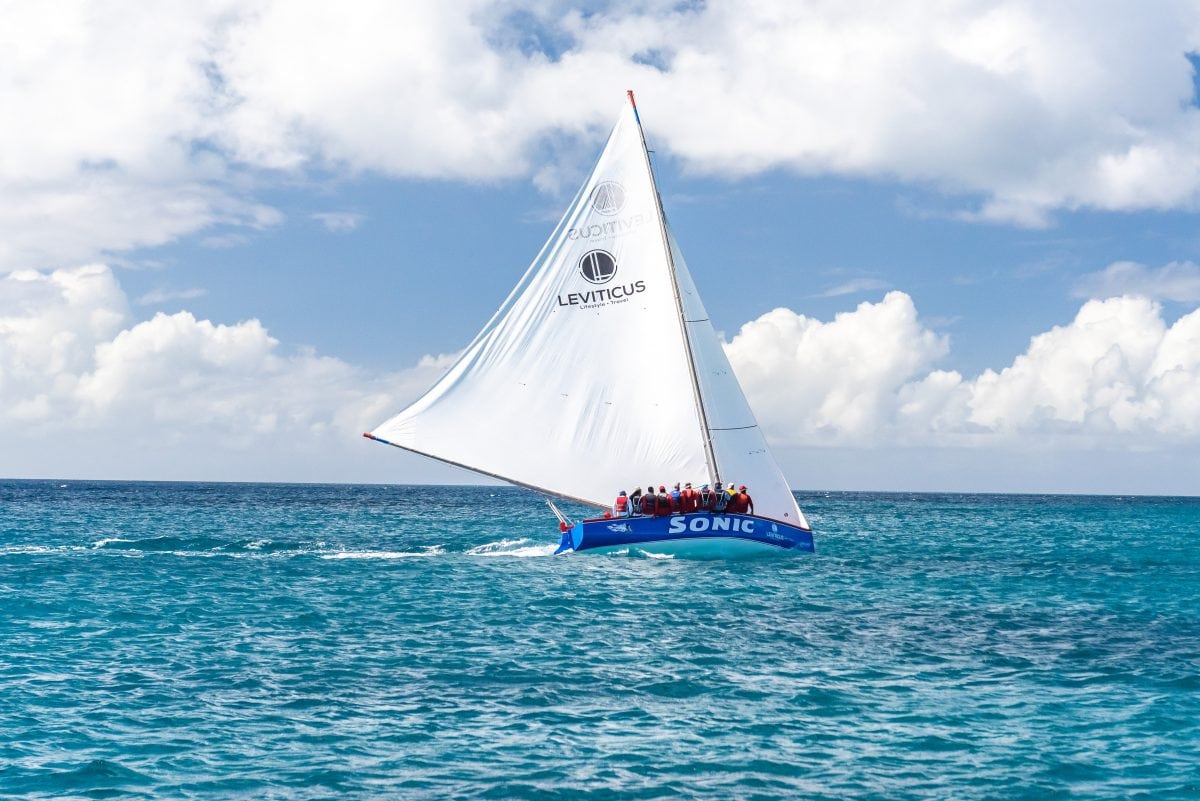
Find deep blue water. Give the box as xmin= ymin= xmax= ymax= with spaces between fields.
xmin=1 ymin=481 xmax=1198 ymax=800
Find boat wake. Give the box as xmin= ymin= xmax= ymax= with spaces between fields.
xmin=2 ymin=537 xmax=566 ymax=560
xmin=632 ymin=549 xmax=675 ymax=559
xmin=320 ymin=545 xmax=445 ymax=560
xmin=465 ymin=538 xmax=557 ymax=558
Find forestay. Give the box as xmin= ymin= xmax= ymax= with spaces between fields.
xmin=369 ymin=95 xmax=808 ymax=528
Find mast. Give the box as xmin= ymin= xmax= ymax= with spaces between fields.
xmin=627 ymin=89 xmax=722 ymax=486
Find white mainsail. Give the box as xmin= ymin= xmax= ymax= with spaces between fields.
xmin=369 ymin=94 xmax=809 ymax=528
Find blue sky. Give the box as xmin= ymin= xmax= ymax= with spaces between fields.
xmin=126 ymin=164 xmax=1200 ymax=379
xmin=3 ymin=2 xmax=1200 ymax=494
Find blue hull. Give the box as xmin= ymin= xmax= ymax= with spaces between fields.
xmin=557 ymin=512 xmax=814 ymax=557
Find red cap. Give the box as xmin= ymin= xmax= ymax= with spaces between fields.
xmin=659 ymin=485 xmax=666 ymax=491
xmin=739 ymin=485 xmax=747 ymax=491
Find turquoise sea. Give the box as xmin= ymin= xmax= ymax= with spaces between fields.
xmin=1 ymin=480 xmax=1198 ymax=799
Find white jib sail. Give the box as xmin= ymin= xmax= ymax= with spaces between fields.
xmin=668 ymin=229 xmax=809 ymax=528
xmin=370 ymin=95 xmax=809 ymax=527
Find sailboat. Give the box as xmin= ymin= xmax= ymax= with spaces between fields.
xmin=365 ymin=92 xmax=814 ymax=557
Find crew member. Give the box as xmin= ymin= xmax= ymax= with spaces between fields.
xmin=657 ymin=485 xmax=672 ymax=516
xmin=680 ymin=482 xmax=698 ymax=513
xmin=669 ymin=483 xmax=682 ymax=513
xmin=712 ymin=482 xmax=729 ymax=512
xmin=614 ymin=490 xmax=630 ymax=518
xmin=698 ymin=483 xmax=713 ymax=511
xmin=732 ymin=485 xmax=754 ymax=515
xmin=630 ymin=486 xmax=643 ymax=515
xmin=641 ymin=485 xmax=658 ymax=517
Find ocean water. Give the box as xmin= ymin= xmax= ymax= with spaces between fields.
xmin=1 ymin=481 xmax=1198 ymax=800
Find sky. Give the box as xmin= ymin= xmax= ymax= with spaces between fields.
xmin=3 ymin=1 xmax=1200 ymax=495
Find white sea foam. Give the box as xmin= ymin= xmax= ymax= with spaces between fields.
xmin=0 ymin=544 xmax=89 ymax=555
xmin=158 ymin=549 xmax=309 ymax=559
xmin=635 ymin=549 xmax=675 ymax=560
xmin=92 ymin=538 xmax=132 ymax=548
xmin=467 ymin=538 xmax=556 ymax=557
xmin=465 ymin=537 xmax=527 ymax=554
xmin=501 ymin=544 xmax=558 ymax=557
xmin=320 ymin=545 xmax=445 ymax=560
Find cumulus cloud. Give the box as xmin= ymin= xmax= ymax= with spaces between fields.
xmin=1 ymin=3 xmax=282 ymax=268
xmin=0 ymin=265 xmax=452 ymax=476
xmin=964 ymin=296 xmax=1200 ymax=436
xmin=3 ymin=263 xmax=1198 ymax=483
xmin=727 ymin=292 xmax=949 ymax=441
xmin=0 ymin=265 xmax=128 ymax=422
xmin=5 ymin=2 xmax=1200 ymax=268
xmin=1072 ymin=260 xmax=1200 ymax=302
xmin=725 ymin=290 xmax=1200 ymax=445
xmin=180 ymin=1 xmax=1200 ymax=229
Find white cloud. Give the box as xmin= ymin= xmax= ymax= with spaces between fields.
xmin=964 ymin=296 xmax=1200 ymax=437
xmin=136 ymin=287 xmax=209 ymax=306
xmin=0 ymin=264 xmax=452 ymax=478
xmin=813 ymin=278 xmax=891 ymax=298
xmin=1072 ymin=260 xmax=1200 ymax=302
xmin=0 ymin=3 xmax=281 ymax=268
xmin=725 ymin=290 xmax=1200 ymax=445
xmin=311 ymin=211 xmax=365 ymax=232
xmin=0 ymin=176 xmax=280 ymax=269
xmin=725 ymin=292 xmax=949 ymax=441
xmin=5 ymin=2 xmax=1200 ymax=269
xmin=0 ymin=265 xmax=127 ymax=421
xmin=3 ymin=263 xmax=1198 ymax=486
xmin=218 ymin=1 xmax=1200 ymax=228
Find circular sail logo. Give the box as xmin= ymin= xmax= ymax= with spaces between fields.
xmin=590 ymin=181 xmax=626 ymax=215
xmin=578 ymin=250 xmax=618 ymax=284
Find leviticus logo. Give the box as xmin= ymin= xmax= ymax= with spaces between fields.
xmin=568 ymin=181 xmax=645 ymax=241
xmin=590 ymin=181 xmax=626 ymax=215
xmin=579 ymin=250 xmax=618 ymax=284
xmin=557 ymin=247 xmax=646 ymax=309
xmin=557 ymin=249 xmax=645 ymax=309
